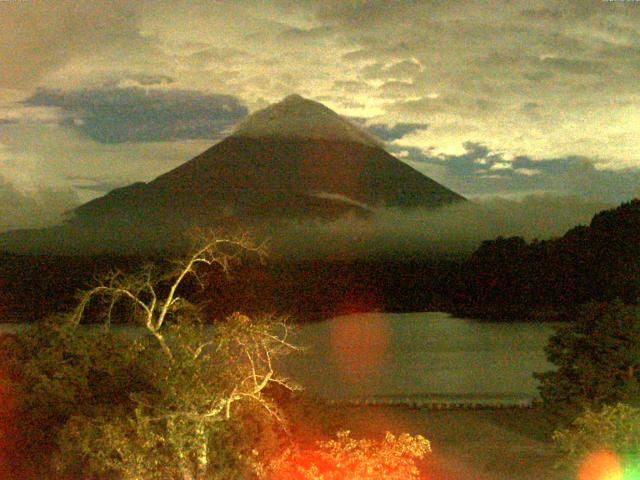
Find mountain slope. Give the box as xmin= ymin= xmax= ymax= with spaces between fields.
xmin=233 ymin=94 xmax=382 ymax=147
xmin=73 ymin=95 xmax=464 ymax=223
xmin=2 ymin=94 xmax=465 ymax=253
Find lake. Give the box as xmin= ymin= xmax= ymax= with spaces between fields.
xmin=278 ymin=312 xmax=557 ymax=405
xmin=0 ymin=312 xmax=557 ymax=405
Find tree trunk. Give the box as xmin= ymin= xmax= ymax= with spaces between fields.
xmin=195 ymin=423 xmax=209 ymax=480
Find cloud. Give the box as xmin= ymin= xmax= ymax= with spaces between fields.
xmin=304 ymin=0 xmax=640 ymax=165
xmin=66 ymin=176 xmax=129 ymax=195
xmin=333 ymin=80 xmax=369 ymax=94
xmin=391 ymin=142 xmax=640 ymax=203
xmin=187 ymin=51 xmax=246 ymax=72
xmin=540 ymin=57 xmax=609 ymax=75
xmin=271 ymin=194 xmax=613 ymax=258
xmin=1 ymin=191 xmax=609 ymax=256
xmin=278 ymin=25 xmax=335 ymax=43
xmin=514 ymin=168 xmax=541 ymax=176
xmin=0 ymin=105 xmax=63 ymax=124
xmin=490 ymin=162 xmax=513 ymax=171
xmin=24 ymin=87 xmax=248 ymax=143
xmin=3 ymin=0 xmax=640 ymax=205
xmin=364 ymin=122 xmax=429 ymax=142
xmin=377 ymin=81 xmax=418 ymax=98
xmin=0 ymin=0 xmax=141 ymax=88
xmin=0 ymin=175 xmax=79 ymax=233
xmin=341 ymin=49 xmax=377 ymax=63
xmin=385 ymin=59 xmax=423 ymax=77
xmin=103 ymin=73 xmax=176 ymax=89
xmin=0 ymin=123 xmax=215 ymax=205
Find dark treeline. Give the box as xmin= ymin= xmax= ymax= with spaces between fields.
xmin=200 ymin=258 xmax=457 ymax=321
xmin=0 ymin=253 xmax=159 ymax=323
xmin=449 ymin=199 xmax=640 ymax=320
xmin=0 ymin=252 xmax=457 ymax=323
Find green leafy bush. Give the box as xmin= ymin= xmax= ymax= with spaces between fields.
xmin=553 ymin=402 xmax=640 ymax=477
xmin=1 ymin=317 xmax=147 ymax=478
xmin=535 ymin=300 xmax=640 ymax=423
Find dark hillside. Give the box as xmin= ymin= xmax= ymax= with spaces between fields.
xmin=451 ymin=199 xmax=640 ymax=320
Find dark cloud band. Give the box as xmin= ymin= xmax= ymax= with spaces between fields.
xmin=24 ymin=87 xmax=248 ymax=144
xmin=394 ymin=142 xmax=640 ymax=203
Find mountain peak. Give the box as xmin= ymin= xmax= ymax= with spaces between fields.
xmin=233 ymin=94 xmax=382 ymax=147
xmin=281 ymin=93 xmax=306 ymax=103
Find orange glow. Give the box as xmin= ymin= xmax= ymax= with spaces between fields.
xmin=578 ymin=450 xmax=623 ymax=480
xmin=0 ymin=361 xmax=15 ymax=478
xmin=330 ymin=313 xmax=390 ymax=382
xmin=270 ymin=430 xmax=430 ymax=479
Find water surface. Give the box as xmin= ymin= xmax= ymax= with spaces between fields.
xmin=279 ymin=312 xmax=556 ymax=402
xmin=1 ymin=312 xmax=557 ymax=403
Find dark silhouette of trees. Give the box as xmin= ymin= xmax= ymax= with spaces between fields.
xmin=452 ymin=199 xmax=640 ymax=320
xmin=535 ymin=300 xmax=640 ymax=423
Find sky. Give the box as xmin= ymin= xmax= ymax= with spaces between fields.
xmin=1 ymin=0 xmax=640 ymax=230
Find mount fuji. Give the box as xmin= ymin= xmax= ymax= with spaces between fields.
xmin=1 ymin=94 xmax=464 ymax=253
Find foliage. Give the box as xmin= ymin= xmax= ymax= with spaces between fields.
xmin=266 ymin=430 xmax=430 ymax=480
xmin=1 ymin=317 xmax=146 ymax=478
xmin=553 ymin=403 xmax=640 ymax=475
xmin=2 ymin=234 xmax=299 ymax=480
xmin=2 ymin=233 xmax=434 ymax=480
xmin=535 ymin=300 xmax=640 ymax=423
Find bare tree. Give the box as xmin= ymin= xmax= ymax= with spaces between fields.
xmin=73 ymin=233 xmax=265 ymax=359
xmin=47 ymin=232 xmax=301 ymax=480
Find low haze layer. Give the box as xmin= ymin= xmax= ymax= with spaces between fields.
xmin=271 ymin=195 xmax=612 ymax=259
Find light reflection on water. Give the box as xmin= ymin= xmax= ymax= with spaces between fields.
xmin=278 ymin=312 xmax=557 ymax=402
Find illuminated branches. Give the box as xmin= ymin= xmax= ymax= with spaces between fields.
xmin=10 ymin=233 xmax=300 ymax=480
xmin=72 ymin=232 xmax=266 ymax=359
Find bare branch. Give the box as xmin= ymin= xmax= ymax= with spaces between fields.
xmin=73 ymin=285 xmax=152 ymax=326
xmin=191 ymin=340 xmax=216 ymax=359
